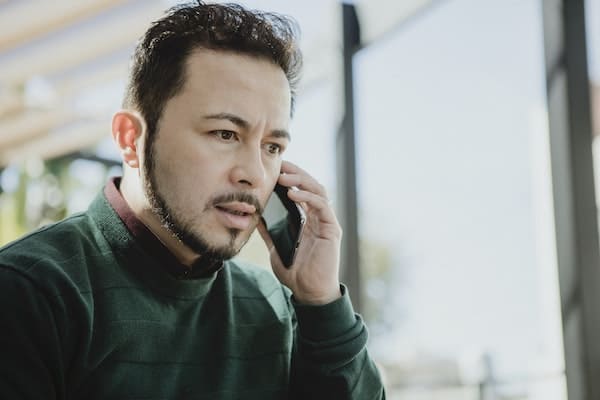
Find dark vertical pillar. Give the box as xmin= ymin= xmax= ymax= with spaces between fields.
xmin=541 ymin=1 xmax=600 ymax=399
xmin=337 ymin=3 xmax=362 ymax=312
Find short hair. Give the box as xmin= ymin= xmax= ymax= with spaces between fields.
xmin=123 ymin=1 xmax=302 ymax=139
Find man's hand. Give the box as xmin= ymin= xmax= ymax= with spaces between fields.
xmin=258 ymin=161 xmax=342 ymax=305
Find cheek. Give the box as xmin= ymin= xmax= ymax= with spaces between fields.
xmin=265 ymin=157 xmax=282 ymax=178
xmin=259 ymin=163 xmax=282 ymax=204
xmin=153 ymin=149 xmax=218 ymax=200
xmin=265 ymin=160 xmax=282 ymax=184
xmin=160 ymin=140 xmax=220 ymax=178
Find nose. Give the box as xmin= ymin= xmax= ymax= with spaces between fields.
xmin=230 ymin=146 xmax=266 ymax=188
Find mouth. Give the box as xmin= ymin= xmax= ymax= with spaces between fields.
xmin=215 ymin=206 xmax=251 ymax=216
xmin=215 ymin=201 xmax=256 ymax=215
xmin=214 ymin=202 xmax=257 ymax=230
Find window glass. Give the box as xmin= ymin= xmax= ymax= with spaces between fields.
xmin=355 ymin=1 xmax=565 ymax=398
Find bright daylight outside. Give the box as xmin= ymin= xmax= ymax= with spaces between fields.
xmin=1 ymin=0 xmax=600 ymax=399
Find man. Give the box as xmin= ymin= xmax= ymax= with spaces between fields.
xmin=0 ymin=2 xmax=385 ymax=399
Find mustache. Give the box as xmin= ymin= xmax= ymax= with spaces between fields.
xmin=208 ymin=192 xmax=264 ymax=215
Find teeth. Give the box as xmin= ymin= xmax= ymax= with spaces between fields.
xmin=217 ymin=206 xmax=247 ymax=216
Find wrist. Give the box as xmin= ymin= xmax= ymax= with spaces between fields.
xmin=292 ymin=284 xmax=357 ymax=342
xmin=293 ymin=285 xmax=342 ymax=305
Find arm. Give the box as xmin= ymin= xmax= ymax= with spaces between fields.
xmin=0 ymin=266 xmax=66 ymax=399
xmin=258 ymin=161 xmax=385 ymax=399
xmin=289 ymin=285 xmax=386 ymax=399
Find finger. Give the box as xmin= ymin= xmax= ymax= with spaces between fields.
xmin=279 ymin=163 xmax=328 ymax=198
xmin=287 ymin=188 xmax=338 ymax=225
xmin=280 ymin=161 xmax=314 ymax=183
xmin=280 ymin=160 xmax=304 ymax=175
xmin=278 ymin=174 xmax=327 ymax=198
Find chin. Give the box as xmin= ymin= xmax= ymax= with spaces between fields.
xmin=183 ymin=227 xmax=249 ymax=261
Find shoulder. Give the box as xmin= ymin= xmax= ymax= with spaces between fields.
xmin=0 ymin=211 xmax=103 ymax=298
xmin=0 ymin=218 xmax=97 ymax=378
xmin=1 ymin=212 xmax=96 ymax=264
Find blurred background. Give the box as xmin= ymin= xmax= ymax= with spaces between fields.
xmin=2 ymin=0 xmax=600 ymax=399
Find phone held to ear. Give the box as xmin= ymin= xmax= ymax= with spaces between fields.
xmin=262 ymin=184 xmax=306 ymax=267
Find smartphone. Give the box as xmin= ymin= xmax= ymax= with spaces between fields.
xmin=262 ymin=183 xmax=306 ymax=267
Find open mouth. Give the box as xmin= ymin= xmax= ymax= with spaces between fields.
xmin=213 ymin=202 xmax=257 ymax=230
xmin=216 ymin=206 xmax=251 ymax=217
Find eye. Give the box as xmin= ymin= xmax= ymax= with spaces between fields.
xmin=265 ymin=143 xmax=283 ymax=155
xmin=212 ymin=130 xmax=237 ymax=141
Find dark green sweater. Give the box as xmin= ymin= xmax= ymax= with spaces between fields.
xmin=0 ymin=190 xmax=385 ymax=399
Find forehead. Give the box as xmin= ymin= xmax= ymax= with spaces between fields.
xmin=175 ymin=49 xmax=292 ymax=123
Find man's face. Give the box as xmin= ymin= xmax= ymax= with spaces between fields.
xmin=142 ymin=49 xmax=292 ymax=260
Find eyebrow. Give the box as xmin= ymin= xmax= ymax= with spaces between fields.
xmin=203 ymin=112 xmax=291 ymax=141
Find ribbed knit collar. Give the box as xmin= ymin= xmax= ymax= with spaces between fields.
xmin=102 ymin=177 xmax=224 ymax=280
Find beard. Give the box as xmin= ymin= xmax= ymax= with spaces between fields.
xmin=141 ymin=134 xmax=262 ymax=261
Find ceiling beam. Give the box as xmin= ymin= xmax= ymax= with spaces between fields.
xmin=0 ymin=121 xmax=108 ymax=167
xmin=0 ymin=2 xmax=164 ymax=86
xmin=0 ymin=109 xmax=75 ymax=150
xmin=0 ymin=0 xmax=128 ymax=53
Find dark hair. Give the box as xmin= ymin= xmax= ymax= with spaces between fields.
xmin=123 ymin=1 xmax=302 ymax=139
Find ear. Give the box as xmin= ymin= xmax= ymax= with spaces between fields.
xmin=111 ymin=110 xmax=146 ymax=169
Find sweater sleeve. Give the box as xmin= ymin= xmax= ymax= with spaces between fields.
xmin=0 ymin=266 xmax=66 ymax=400
xmin=289 ymin=284 xmax=386 ymax=399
